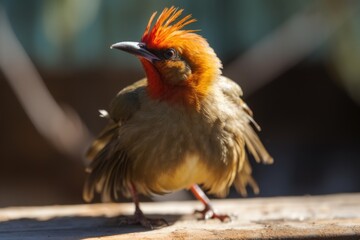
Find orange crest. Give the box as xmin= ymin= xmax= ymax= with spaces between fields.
xmin=141 ymin=7 xmax=197 ymax=47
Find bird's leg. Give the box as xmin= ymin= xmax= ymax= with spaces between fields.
xmin=190 ymin=184 xmax=230 ymax=222
xmin=125 ymin=183 xmax=168 ymax=229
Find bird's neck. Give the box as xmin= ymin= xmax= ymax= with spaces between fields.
xmin=140 ymin=59 xmax=219 ymax=110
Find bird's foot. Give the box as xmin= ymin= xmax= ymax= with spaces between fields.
xmin=126 ymin=184 xmax=168 ymax=229
xmin=190 ymin=185 xmax=231 ymax=222
xmin=120 ymin=208 xmax=168 ymax=229
xmin=194 ymin=205 xmax=231 ymax=222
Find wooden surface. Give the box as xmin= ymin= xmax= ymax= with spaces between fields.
xmin=0 ymin=193 xmax=359 ymax=239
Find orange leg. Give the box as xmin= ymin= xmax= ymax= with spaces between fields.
xmin=190 ymin=184 xmax=230 ymax=222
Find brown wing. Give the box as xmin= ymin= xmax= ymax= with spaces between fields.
xmin=221 ymin=76 xmax=273 ymax=164
xmin=220 ymin=76 xmax=273 ymax=196
xmin=83 ymin=79 xmax=147 ymax=202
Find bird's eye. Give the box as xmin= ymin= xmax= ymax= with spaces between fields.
xmin=163 ymin=48 xmax=176 ymax=60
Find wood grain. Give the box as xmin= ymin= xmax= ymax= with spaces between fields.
xmin=0 ymin=193 xmax=359 ymax=239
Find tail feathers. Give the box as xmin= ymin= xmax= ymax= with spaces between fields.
xmin=243 ymin=124 xmax=273 ymax=165
xmin=234 ymin=157 xmax=259 ymax=197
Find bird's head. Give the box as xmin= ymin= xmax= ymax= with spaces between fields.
xmin=111 ymin=7 xmax=222 ymax=109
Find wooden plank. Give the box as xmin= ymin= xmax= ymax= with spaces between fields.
xmin=0 ymin=193 xmax=359 ymax=239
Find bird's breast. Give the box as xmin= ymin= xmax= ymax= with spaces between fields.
xmin=117 ymin=86 xmax=244 ymax=195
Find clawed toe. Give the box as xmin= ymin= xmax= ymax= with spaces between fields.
xmin=194 ymin=206 xmax=231 ymax=222
xmin=190 ymin=185 xmax=231 ymax=222
xmin=119 ymin=207 xmax=168 ymax=229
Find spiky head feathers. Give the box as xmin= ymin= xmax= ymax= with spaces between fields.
xmin=141 ymin=7 xmax=196 ymax=48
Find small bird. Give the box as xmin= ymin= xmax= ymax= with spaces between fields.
xmin=83 ymin=6 xmax=273 ymax=228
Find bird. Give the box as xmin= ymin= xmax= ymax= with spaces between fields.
xmin=83 ymin=6 xmax=273 ymax=228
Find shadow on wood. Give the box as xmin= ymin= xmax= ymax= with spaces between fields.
xmin=0 ymin=214 xmax=182 ymax=239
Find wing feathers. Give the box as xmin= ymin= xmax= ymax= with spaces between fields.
xmin=83 ymin=80 xmax=147 ymax=202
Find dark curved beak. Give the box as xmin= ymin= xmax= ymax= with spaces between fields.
xmin=110 ymin=41 xmax=160 ymax=62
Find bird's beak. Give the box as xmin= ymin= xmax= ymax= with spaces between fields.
xmin=110 ymin=41 xmax=160 ymax=62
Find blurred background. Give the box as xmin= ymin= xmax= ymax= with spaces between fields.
xmin=0 ymin=0 xmax=359 ymax=207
